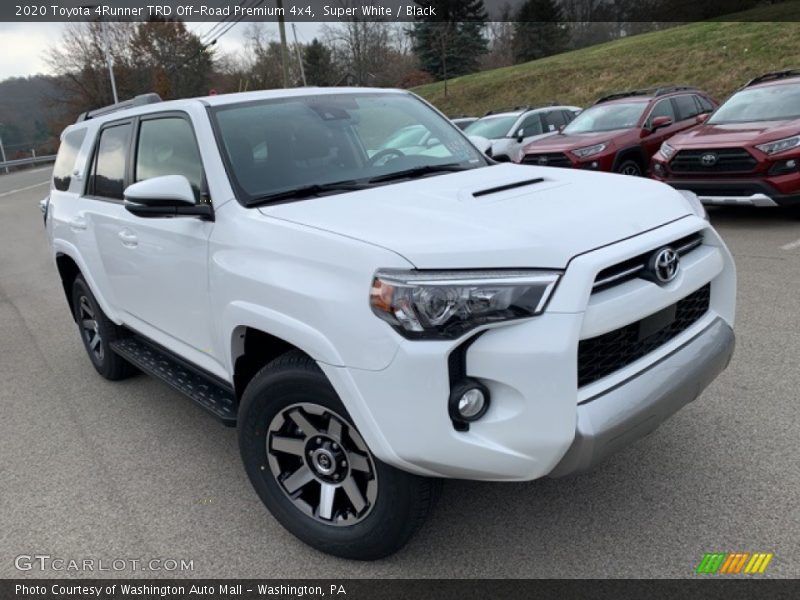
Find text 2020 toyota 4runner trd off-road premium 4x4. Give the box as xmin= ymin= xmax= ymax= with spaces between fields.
xmin=42 ymin=88 xmax=736 ymax=560
xmin=520 ymin=86 xmax=717 ymax=175
xmin=651 ymin=69 xmax=800 ymax=207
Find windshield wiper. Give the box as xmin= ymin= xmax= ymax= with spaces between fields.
xmin=246 ymin=181 xmax=368 ymax=206
xmin=368 ymin=163 xmax=471 ymax=184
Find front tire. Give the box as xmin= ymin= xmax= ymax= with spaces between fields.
xmin=616 ymin=159 xmax=643 ymax=176
xmin=71 ymin=275 xmax=136 ymax=381
xmin=238 ymin=350 xmax=439 ymax=560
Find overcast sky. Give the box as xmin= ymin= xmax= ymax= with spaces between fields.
xmin=0 ymin=22 xmax=324 ymax=81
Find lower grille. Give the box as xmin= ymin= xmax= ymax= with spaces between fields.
xmin=671 ymin=148 xmax=757 ymax=174
xmin=578 ymin=284 xmax=711 ymax=387
xmin=522 ymin=152 xmax=573 ymax=168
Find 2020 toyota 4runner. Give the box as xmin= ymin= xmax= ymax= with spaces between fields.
xmin=43 ymin=88 xmax=736 ymax=560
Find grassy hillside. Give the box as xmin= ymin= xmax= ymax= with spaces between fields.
xmin=414 ymin=2 xmax=800 ymax=115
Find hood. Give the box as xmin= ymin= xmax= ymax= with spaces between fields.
xmin=522 ymin=130 xmax=626 ymax=154
xmin=669 ymin=119 xmax=800 ymax=148
xmin=258 ymin=164 xmax=692 ymax=269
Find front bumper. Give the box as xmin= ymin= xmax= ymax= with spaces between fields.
xmin=653 ymin=175 xmax=800 ymax=207
xmin=549 ymin=318 xmax=734 ymax=477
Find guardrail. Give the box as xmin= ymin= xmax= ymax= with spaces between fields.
xmin=0 ymin=154 xmax=56 ymax=172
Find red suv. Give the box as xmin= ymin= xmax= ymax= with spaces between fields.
xmin=651 ymin=70 xmax=800 ymax=207
xmin=519 ymin=86 xmax=717 ymax=176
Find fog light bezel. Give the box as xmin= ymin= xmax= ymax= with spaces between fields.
xmin=448 ymin=379 xmax=491 ymax=426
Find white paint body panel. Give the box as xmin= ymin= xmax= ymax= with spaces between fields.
xmin=45 ymin=88 xmax=736 ymax=481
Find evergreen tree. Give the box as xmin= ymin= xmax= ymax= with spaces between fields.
xmin=303 ymin=38 xmax=334 ymax=86
xmin=409 ymin=0 xmax=488 ymax=95
xmin=512 ymin=0 xmax=569 ymax=64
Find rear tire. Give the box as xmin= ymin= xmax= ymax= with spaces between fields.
xmin=71 ymin=275 xmax=136 ymax=381
xmin=238 ymin=350 xmax=440 ymax=560
xmin=616 ymin=159 xmax=643 ymax=176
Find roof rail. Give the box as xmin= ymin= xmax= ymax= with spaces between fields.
xmin=745 ymin=68 xmax=800 ymax=87
xmin=76 ymin=93 xmax=163 ymax=123
xmin=594 ymin=85 xmax=698 ymax=105
xmin=482 ymin=103 xmax=560 ymax=116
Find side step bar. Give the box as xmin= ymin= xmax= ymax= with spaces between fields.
xmin=110 ymin=336 xmax=237 ymax=426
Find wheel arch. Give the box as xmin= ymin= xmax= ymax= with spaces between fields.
xmin=612 ymin=145 xmax=648 ymax=172
xmin=52 ymin=245 xmax=119 ymax=324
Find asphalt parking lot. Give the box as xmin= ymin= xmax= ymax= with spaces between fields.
xmin=1 ymin=167 xmax=798 ymax=579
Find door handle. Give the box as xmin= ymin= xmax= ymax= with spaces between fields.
xmin=69 ymin=216 xmax=87 ymax=231
xmin=117 ymin=229 xmax=138 ymax=247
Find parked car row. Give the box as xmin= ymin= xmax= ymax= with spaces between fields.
xmin=446 ymin=69 xmax=800 ymax=208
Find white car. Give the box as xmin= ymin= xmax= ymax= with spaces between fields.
xmin=43 ymin=88 xmax=735 ymax=560
xmin=464 ymin=105 xmax=582 ymax=162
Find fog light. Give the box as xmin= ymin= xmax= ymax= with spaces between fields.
xmin=448 ymin=380 xmax=490 ymax=423
xmin=653 ymin=163 xmax=666 ymax=177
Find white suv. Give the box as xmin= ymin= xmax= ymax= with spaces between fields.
xmin=43 ymin=88 xmax=736 ymax=560
xmin=464 ymin=104 xmax=582 ymax=162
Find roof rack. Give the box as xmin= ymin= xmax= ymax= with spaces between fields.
xmin=594 ymin=85 xmax=699 ymax=105
xmin=745 ymin=68 xmax=800 ymax=87
xmin=483 ymin=103 xmax=560 ymax=117
xmin=76 ymin=93 xmax=163 ymax=123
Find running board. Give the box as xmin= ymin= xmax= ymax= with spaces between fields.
xmin=110 ymin=336 xmax=237 ymax=426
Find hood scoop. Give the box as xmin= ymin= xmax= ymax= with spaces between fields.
xmin=473 ymin=177 xmax=545 ymax=198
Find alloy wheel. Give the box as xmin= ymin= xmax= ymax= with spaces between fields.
xmin=78 ymin=295 xmax=104 ymax=363
xmin=267 ymin=402 xmax=378 ymax=526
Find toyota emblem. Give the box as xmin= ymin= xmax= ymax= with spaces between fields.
xmin=649 ymin=247 xmax=680 ymax=284
xmin=700 ymin=152 xmax=718 ymax=167
xmin=537 ymin=156 xmax=549 ymax=165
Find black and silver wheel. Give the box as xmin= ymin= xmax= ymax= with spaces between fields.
xmin=71 ymin=275 xmax=136 ymax=381
xmin=616 ymin=159 xmax=643 ymax=176
xmin=267 ymin=402 xmax=378 ymax=525
xmin=238 ymin=350 xmax=440 ymax=560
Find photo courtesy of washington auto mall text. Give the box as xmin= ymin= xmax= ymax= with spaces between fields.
xmin=1 ymin=0 xmax=799 ymax=598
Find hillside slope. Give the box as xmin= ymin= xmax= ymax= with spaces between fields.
xmin=414 ymin=3 xmax=800 ymax=115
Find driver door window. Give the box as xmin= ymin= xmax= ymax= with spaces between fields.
xmin=517 ymin=114 xmax=544 ymax=138
xmin=645 ymin=99 xmax=675 ymax=129
xmin=135 ymin=116 xmax=205 ymax=201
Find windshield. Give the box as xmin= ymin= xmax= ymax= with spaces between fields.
xmin=709 ymin=82 xmax=800 ymax=124
xmin=563 ymin=102 xmax=648 ymax=133
xmin=211 ymin=92 xmax=486 ymax=205
xmin=464 ymin=115 xmax=519 ymax=139
xmin=378 ymin=125 xmax=429 ymax=150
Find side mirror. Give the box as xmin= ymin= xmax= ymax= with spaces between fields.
xmin=649 ymin=116 xmax=673 ymax=132
xmin=468 ymin=135 xmax=492 ymax=156
xmin=558 ymin=124 xmax=565 ymax=133
xmin=696 ymin=113 xmax=710 ymax=124
xmin=123 ymin=175 xmax=212 ymax=220
xmin=515 ymin=128 xmax=525 ymax=143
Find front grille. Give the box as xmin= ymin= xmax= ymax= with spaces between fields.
xmin=522 ymin=152 xmax=573 ymax=168
xmin=592 ymin=232 xmax=704 ymax=293
xmin=670 ymin=148 xmax=757 ymax=174
xmin=578 ymin=284 xmax=711 ymax=387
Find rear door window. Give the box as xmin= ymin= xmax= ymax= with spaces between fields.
xmin=89 ymin=123 xmax=132 ymax=200
xmin=52 ymin=128 xmax=87 ymax=192
xmin=135 ymin=116 xmax=204 ymax=200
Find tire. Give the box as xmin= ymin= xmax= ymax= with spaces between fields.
xmin=616 ymin=159 xmax=643 ymax=176
xmin=238 ymin=350 xmax=440 ymax=560
xmin=71 ymin=275 xmax=136 ymax=381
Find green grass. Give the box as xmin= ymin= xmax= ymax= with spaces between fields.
xmin=413 ymin=2 xmax=800 ymax=115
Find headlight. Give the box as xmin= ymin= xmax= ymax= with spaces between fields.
xmin=660 ymin=141 xmax=676 ymax=159
xmin=678 ymin=189 xmax=708 ymax=221
xmin=370 ymin=269 xmax=561 ymax=340
xmin=756 ymin=135 xmax=800 ymax=155
xmin=572 ymin=142 xmax=608 ymax=158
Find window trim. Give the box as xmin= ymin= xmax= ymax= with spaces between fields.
xmin=133 ymin=110 xmax=210 ymax=203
